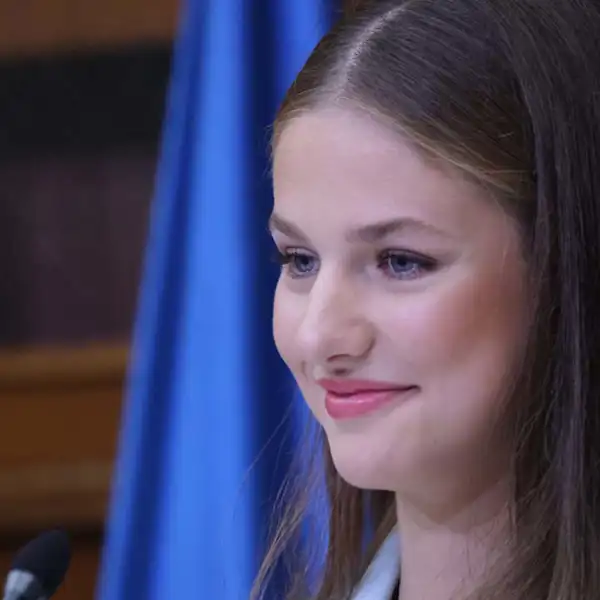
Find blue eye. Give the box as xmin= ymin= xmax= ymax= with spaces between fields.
xmin=273 ymin=249 xmax=318 ymax=278
xmin=272 ymin=248 xmax=437 ymax=281
xmin=378 ymin=251 xmax=437 ymax=280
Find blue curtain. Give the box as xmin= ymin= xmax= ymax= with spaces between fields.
xmin=97 ymin=2 xmax=335 ymax=600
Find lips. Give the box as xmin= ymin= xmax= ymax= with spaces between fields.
xmin=318 ymin=378 xmax=413 ymax=395
xmin=317 ymin=379 xmax=417 ymax=420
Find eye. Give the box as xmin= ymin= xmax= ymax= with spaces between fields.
xmin=377 ymin=250 xmax=438 ymax=280
xmin=273 ymin=249 xmax=318 ymax=278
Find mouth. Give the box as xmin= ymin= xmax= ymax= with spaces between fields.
xmin=317 ymin=379 xmax=418 ymax=420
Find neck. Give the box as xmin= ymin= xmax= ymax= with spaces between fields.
xmin=395 ymin=479 xmax=511 ymax=600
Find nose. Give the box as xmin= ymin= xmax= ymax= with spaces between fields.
xmin=296 ymin=271 xmax=374 ymax=368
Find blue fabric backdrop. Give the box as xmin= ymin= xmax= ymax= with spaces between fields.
xmin=97 ymin=2 xmax=335 ymax=599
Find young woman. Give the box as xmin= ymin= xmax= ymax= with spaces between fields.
xmin=255 ymin=1 xmax=600 ymax=598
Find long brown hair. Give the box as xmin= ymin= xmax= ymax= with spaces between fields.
xmin=253 ymin=1 xmax=600 ymax=598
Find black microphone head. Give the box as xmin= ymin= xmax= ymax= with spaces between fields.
xmin=10 ymin=530 xmax=71 ymax=597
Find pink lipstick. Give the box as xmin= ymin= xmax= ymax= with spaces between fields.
xmin=318 ymin=379 xmax=417 ymax=420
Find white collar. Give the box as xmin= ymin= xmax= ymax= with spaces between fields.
xmin=350 ymin=529 xmax=400 ymax=600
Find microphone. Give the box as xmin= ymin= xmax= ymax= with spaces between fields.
xmin=3 ymin=530 xmax=71 ymax=600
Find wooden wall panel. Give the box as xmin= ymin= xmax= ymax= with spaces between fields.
xmin=0 ymin=0 xmax=179 ymax=58
xmin=0 ymin=343 xmax=127 ymax=599
xmin=0 ymin=2 xmax=171 ymax=595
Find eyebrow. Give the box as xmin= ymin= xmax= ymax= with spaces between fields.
xmin=268 ymin=212 xmax=453 ymax=244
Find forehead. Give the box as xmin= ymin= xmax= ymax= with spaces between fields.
xmin=273 ymin=108 xmax=420 ymax=191
xmin=272 ymin=108 xmax=503 ymax=238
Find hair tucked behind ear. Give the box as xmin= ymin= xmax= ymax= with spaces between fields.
xmin=254 ymin=1 xmax=600 ymax=599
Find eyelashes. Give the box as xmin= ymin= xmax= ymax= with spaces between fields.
xmin=273 ymin=249 xmax=316 ymax=277
xmin=377 ymin=250 xmax=438 ymax=280
xmin=272 ymin=248 xmax=439 ymax=281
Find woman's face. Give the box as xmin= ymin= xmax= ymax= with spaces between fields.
xmin=271 ymin=107 xmax=528 ymax=512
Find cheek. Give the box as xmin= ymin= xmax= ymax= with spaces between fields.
xmin=272 ymin=282 xmax=301 ymax=370
xmin=365 ymin=270 xmax=526 ymax=490
xmin=273 ymin=284 xmax=323 ymax=418
xmin=379 ymin=269 xmax=526 ymax=392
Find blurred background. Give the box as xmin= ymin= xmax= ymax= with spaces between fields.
xmin=0 ymin=1 xmax=178 ymax=597
xmin=0 ymin=0 xmax=339 ymax=598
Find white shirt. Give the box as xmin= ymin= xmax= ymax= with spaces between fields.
xmin=350 ymin=530 xmax=400 ymax=600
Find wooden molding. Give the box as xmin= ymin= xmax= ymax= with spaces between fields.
xmin=0 ymin=343 xmax=128 ymax=534
xmin=0 ymin=343 xmax=129 ymax=389
xmin=0 ymin=462 xmax=113 ymax=535
xmin=0 ymin=0 xmax=179 ymax=58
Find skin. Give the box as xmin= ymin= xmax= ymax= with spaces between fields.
xmin=270 ymin=106 xmax=529 ymax=599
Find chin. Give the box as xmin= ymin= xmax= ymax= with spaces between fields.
xmin=325 ymin=428 xmax=408 ymax=491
